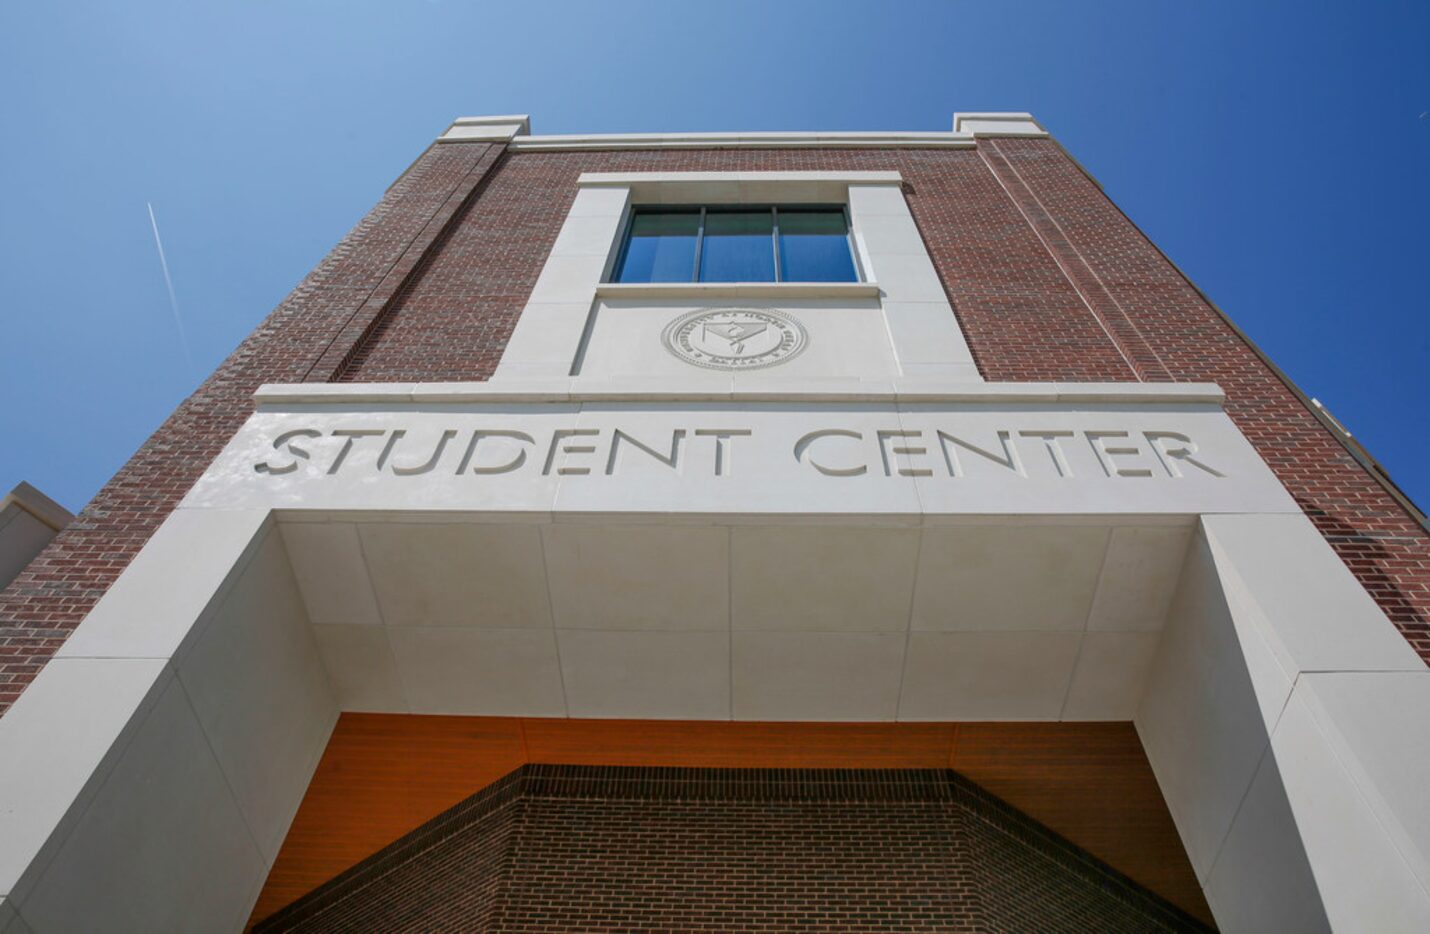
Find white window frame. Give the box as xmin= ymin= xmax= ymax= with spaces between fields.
xmin=495 ymin=171 xmax=980 ymax=382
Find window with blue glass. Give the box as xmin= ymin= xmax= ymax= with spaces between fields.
xmin=612 ymin=206 xmax=859 ymax=283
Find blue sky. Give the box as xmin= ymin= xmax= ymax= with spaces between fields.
xmin=2 ymin=0 xmax=1427 ymax=512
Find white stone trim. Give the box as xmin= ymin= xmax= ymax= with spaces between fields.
xmin=434 ymin=114 xmax=1048 ymax=149
xmin=578 ymin=171 xmax=901 ymax=208
xmin=435 ymin=114 xmax=1049 ymax=149
xmin=251 ymin=381 xmax=1227 ymax=407
xmin=1137 ymin=515 xmax=1430 ymax=931
xmin=594 ymin=282 xmax=882 ymax=301
xmin=437 ymin=114 xmax=531 ymax=143
xmin=494 ymin=171 xmax=981 ymax=382
xmin=577 ymin=171 xmax=904 ymax=187
xmin=0 ymin=482 xmax=72 ymax=533
xmin=0 ymin=483 xmax=73 ymax=592
xmin=510 ymin=132 xmax=978 ymax=151
xmin=951 ymin=112 xmax=1047 ymax=137
xmin=188 ymin=387 xmax=1294 ymax=520
xmin=0 ymin=508 xmax=339 ymax=930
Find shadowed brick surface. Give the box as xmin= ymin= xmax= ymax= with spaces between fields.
xmin=254 ymin=765 xmax=1210 ymax=933
xmin=2 ymin=135 xmax=1426 ymax=716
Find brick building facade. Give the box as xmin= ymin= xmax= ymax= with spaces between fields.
xmin=0 ymin=113 xmax=1425 ymax=933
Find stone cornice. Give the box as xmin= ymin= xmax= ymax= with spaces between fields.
xmin=434 ymin=113 xmax=1048 ymax=150
xmin=252 ymin=381 xmax=1225 ymax=407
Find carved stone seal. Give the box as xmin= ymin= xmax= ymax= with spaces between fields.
xmin=660 ymin=308 xmax=808 ymax=371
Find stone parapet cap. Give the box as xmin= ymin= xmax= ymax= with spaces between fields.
xmin=1 ymin=481 xmax=73 ymax=532
xmin=952 ymin=112 xmax=1048 ymax=137
xmin=437 ymin=114 xmax=531 ymax=143
xmin=436 ymin=113 xmax=1048 ymax=149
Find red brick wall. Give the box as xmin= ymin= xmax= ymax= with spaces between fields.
xmin=339 ymin=142 xmax=1430 ymax=660
xmin=1 ymin=135 xmax=1425 ymax=716
xmin=985 ymin=137 xmax=1429 ymax=657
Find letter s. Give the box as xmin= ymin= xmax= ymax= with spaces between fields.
xmin=254 ymin=429 xmax=323 ymax=475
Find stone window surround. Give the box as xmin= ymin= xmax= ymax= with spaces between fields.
xmin=493 ymin=171 xmax=981 ymax=383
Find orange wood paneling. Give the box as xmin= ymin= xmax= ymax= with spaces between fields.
xmin=953 ymin=722 xmax=1211 ymax=925
xmin=522 ymin=718 xmax=957 ymax=769
xmin=251 ymin=716 xmax=1212 ymax=928
xmin=250 ymin=715 xmax=525 ymax=924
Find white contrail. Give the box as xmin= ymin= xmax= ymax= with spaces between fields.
xmin=146 ymin=202 xmax=194 ymax=369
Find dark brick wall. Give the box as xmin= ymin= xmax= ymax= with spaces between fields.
xmin=2 ymin=133 xmax=1426 ymax=716
xmin=254 ymin=766 xmax=1208 ymax=933
xmin=255 ymin=771 xmax=526 ymax=933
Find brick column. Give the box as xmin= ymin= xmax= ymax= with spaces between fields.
xmin=994 ymin=136 xmax=1430 ymax=661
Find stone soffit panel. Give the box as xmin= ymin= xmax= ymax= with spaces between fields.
xmin=274 ymin=513 xmax=1196 ymax=725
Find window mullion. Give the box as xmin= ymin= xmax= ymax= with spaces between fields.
xmin=610 ymin=213 xmax=629 ymax=283
xmin=692 ymin=207 xmax=706 ymax=282
xmin=844 ymin=204 xmax=860 ymax=283
xmin=771 ymin=207 xmax=782 ymax=283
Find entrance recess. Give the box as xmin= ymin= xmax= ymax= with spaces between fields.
xmin=1 ymin=382 xmax=1426 ymax=932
